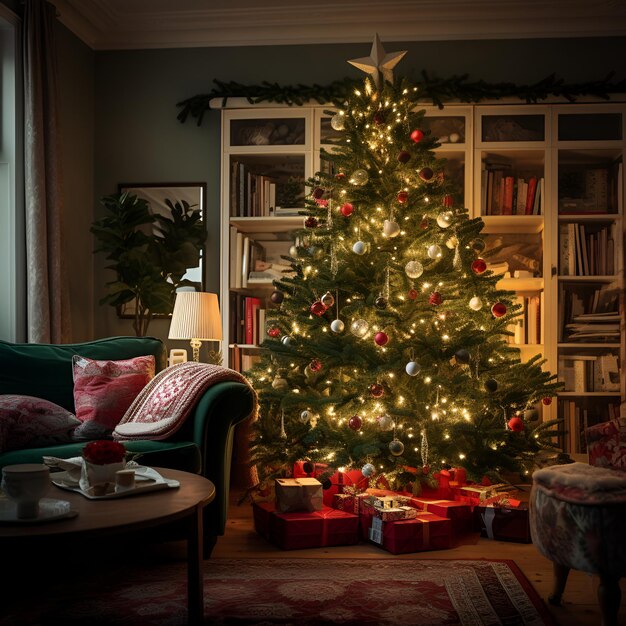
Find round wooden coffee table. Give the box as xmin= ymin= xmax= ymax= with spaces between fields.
xmin=0 ymin=467 xmax=215 ymax=625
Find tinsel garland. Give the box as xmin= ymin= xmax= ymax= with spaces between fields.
xmin=176 ymin=72 xmax=626 ymax=126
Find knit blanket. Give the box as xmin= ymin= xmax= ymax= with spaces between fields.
xmin=532 ymin=462 xmax=626 ymax=505
xmin=113 ymin=362 xmax=257 ymax=441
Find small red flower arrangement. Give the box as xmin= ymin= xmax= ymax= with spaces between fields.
xmin=82 ymin=440 xmax=126 ymax=465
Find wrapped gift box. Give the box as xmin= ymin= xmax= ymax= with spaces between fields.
xmin=275 ymin=477 xmax=323 ymax=513
xmin=253 ymin=502 xmax=358 ymax=550
xmin=332 ymin=493 xmax=356 ymax=512
xmin=369 ymin=512 xmax=452 ymax=554
xmin=410 ymin=498 xmax=473 ymax=535
xmin=474 ymin=502 xmax=531 ymax=543
xmin=322 ymin=469 xmax=369 ymax=507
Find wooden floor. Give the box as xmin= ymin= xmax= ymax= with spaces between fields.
xmin=212 ymin=490 xmax=626 ymax=626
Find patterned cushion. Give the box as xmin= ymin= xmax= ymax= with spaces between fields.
xmin=0 ymin=395 xmax=80 ymax=452
xmin=72 ymin=355 xmax=155 ymax=440
xmin=586 ymin=417 xmax=626 ymax=469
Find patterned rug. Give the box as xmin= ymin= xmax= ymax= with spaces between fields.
xmin=2 ymin=558 xmax=555 ymax=625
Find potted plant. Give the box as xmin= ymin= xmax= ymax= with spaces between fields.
xmin=91 ymin=191 xmax=206 ymax=336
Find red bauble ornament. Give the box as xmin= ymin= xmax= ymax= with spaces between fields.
xmin=304 ymin=216 xmax=318 ymax=228
xmin=508 ymin=416 xmax=525 ymax=432
xmin=309 ymin=358 xmax=322 ymax=372
xmin=491 ymin=302 xmax=507 ymax=318
xmin=397 ymin=150 xmax=411 ymax=163
xmin=310 ymin=300 xmax=326 ymax=316
xmin=419 ymin=167 xmax=434 ymax=182
xmin=443 ymin=194 xmax=454 ymax=208
xmin=422 ymin=465 xmax=430 ymax=475
xmin=348 ymin=415 xmax=362 ymax=431
xmin=419 ymin=218 xmax=429 ymax=230
xmin=373 ymin=112 xmax=385 ymax=126
xmin=410 ymin=129 xmax=424 ymax=143
xmin=374 ymin=331 xmax=389 ymax=346
xmin=408 ymin=289 xmax=418 ymax=300
xmin=335 ymin=172 xmax=346 ymax=180
xmin=542 ymin=397 xmax=553 ymax=406
xmin=397 ymin=191 xmax=409 ymax=203
xmin=429 ymin=292 xmax=443 ymax=306
xmin=471 ymin=258 xmax=487 ymax=274
xmin=340 ymin=202 xmax=354 ymax=217
xmin=312 ymin=187 xmax=325 ymax=199
xmin=369 ymin=383 xmax=384 ymax=398
xmin=267 ymin=327 xmax=281 ymax=338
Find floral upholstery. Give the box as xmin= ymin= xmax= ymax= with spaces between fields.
xmin=586 ymin=417 xmax=626 ymax=469
xmin=530 ymin=463 xmax=626 ymax=577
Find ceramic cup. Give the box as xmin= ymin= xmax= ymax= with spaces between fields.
xmin=1 ymin=463 xmax=51 ymax=519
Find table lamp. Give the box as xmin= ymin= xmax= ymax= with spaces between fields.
xmin=168 ymin=291 xmax=223 ymax=364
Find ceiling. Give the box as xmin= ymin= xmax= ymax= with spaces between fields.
xmin=52 ymin=0 xmax=626 ymax=51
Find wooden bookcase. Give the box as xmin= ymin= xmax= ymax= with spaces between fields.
xmin=217 ymin=98 xmax=626 ymax=456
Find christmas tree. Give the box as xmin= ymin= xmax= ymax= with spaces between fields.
xmin=247 ymin=37 xmax=562 ymax=492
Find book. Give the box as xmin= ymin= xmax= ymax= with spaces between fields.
xmin=244 ymin=297 xmax=261 ymax=344
xmin=502 ymin=175 xmax=514 ymax=214
xmin=234 ymin=232 xmax=243 ymax=289
xmin=241 ymin=236 xmax=250 ymax=288
xmin=525 ymin=176 xmax=538 ymax=215
xmin=578 ymin=224 xmax=589 ymax=276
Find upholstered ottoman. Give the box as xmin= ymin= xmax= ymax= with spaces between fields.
xmin=530 ymin=462 xmax=626 ymax=626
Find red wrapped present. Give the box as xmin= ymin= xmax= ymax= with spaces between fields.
xmin=322 ymin=469 xmax=369 ymax=506
xmin=275 ymin=477 xmax=323 ymax=513
xmin=369 ymin=511 xmax=452 ymax=554
xmin=317 ymin=506 xmax=359 ymax=547
xmin=252 ymin=501 xmax=275 ymax=539
xmin=410 ymin=498 xmax=473 ymax=535
xmin=270 ymin=509 xmax=325 ymax=550
xmin=474 ymin=501 xmax=531 ymax=543
xmin=332 ymin=493 xmax=356 ymax=512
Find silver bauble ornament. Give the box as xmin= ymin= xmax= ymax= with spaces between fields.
xmin=405 ymin=361 xmax=420 ymax=376
xmin=330 ymin=319 xmax=345 ymax=333
xmin=405 ymin=260 xmax=424 ymax=279
xmin=362 ymin=463 xmax=376 ymax=477
xmin=383 ymin=219 xmax=401 ymax=237
xmin=330 ymin=112 xmax=345 ymax=131
xmin=300 ymin=410 xmax=312 ymax=423
xmin=289 ymin=245 xmax=299 ymax=257
xmin=272 ymin=377 xmax=289 ymax=391
xmin=321 ymin=291 xmax=335 ymax=308
xmin=427 ymin=244 xmax=442 ymax=259
xmin=436 ymin=211 xmax=454 ymax=228
xmin=350 ymin=318 xmax=369 ymax=337
xmin=377 ymin=414 xmax=395 ymax=431
xmin=469 ymin=296 xmax=483 ymax=311
xmin=281 ymin=335 xmax=293 ymax=346
xmin=446 ymin=236 xmax=458 ymax=249
xmin=350 ymin=169 xmax=369 ymax=186
xmin=352 ymin=241 xmax=367 ymax=255
xmin=389 ymin=439 xmax=405 ymax=456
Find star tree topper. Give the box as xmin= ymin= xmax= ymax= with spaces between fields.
xmin=348 ymin=33 xmax=407 ymax=89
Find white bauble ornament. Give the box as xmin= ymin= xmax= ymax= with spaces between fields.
xmin=405 ymin=260 xmax=424 ymax=279
xmin=320 ymin=291 xmax=335 ymax=308
xmin=352 ymin=240 xmax=367 ymax=255
xmin=350 ymin=169 xmax=369 ymax=186
xmin=362 ymin=463 xmax=376 ymax=477
xmin=330 ymin=319 xmax=345 ymax=333
xmin=469 ymin=296 xmax=483 ymax=311
xmin=389 ymin=439 xmax=405 ymax=456
xmin=289 ymin=245 xmax=299 ymax=257
xmin=446 ymin=236 xmax=458 ymax=249
xmin=281 ymin=335 xmax=293 ymax=346
xmin=405 ymin=361 xmax=420 ymax=376
xmin=330 ymin=112 xmax=345 ymax=131
xmin=377 ymin=414 xmax=395 ymax=431
xmin=300 ymin=410 xmax=312 ymax=423
xmin=427 ymin=244 xmax=442 ymax=259
xmin=436 ymin=211 xmax=454 ymax=228
xmin=383 ymin=219 xmax=401 ymax=238
xmin=350 ymin=318 xmax=369 ymax=337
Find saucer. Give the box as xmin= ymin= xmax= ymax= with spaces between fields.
xmin=0 ymin=498 xmax=77 ymax=524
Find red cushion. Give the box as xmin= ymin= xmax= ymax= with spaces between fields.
xmin=72 ymin=355 xmax=155 ymax=437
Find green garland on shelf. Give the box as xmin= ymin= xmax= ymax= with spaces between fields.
xmin=176 ymin=72 xmax=626 ymax=126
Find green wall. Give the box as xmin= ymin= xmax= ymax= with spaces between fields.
xmin=92 ymin=37 xmax=626 ymax=343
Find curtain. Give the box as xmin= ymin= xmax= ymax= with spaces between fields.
xmin=23 ymin=0 xmax=70 ymax=343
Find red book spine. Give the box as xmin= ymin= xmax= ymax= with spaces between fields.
xmin=525 ymin=177 xmax=538 ymax=215
xmin=503 ymin=176 xmax=514 ymax=215
xmin=245 ymin=297 xmax=254 ymax=344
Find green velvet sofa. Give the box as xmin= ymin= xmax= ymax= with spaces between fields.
xmin=0 ymin=336 xmax=255 ymax=555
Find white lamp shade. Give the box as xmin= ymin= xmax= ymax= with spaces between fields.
xmin=168 ymin=292 xmax=222 ymax=341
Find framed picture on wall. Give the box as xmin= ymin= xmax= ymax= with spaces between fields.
xmin=117 ymin=182 xmax=206 ymax=319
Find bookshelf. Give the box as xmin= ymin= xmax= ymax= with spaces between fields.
xmin=218 ymin=99 xmax=625 ymax=454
